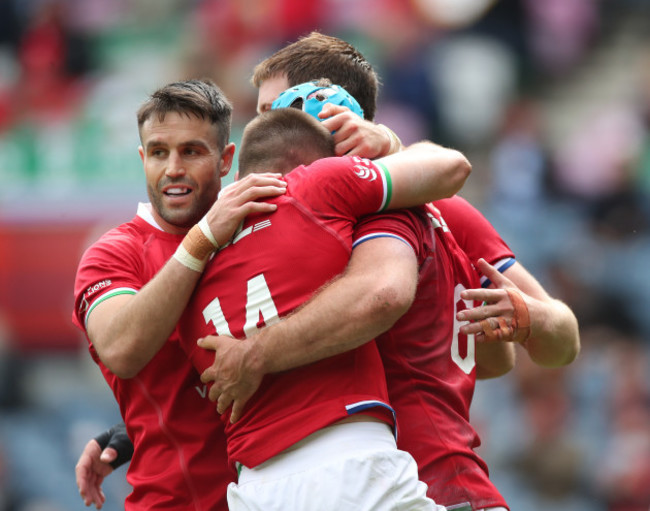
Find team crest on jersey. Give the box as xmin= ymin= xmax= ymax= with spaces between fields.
xmin=351 ymin=156 xmax=377 ymax=181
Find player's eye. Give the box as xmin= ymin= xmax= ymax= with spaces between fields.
xmin=183 ymin=147 xmax=201 ymax=156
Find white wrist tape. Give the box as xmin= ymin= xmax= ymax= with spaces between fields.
xmin=379 ymin=124 xmax=403 ymax=155
xmin=198 ymin=216 xmax=219 ymax=249
xmin=173 ymin=221 xmax=218 ymax=273
xmin=173 ymin=244 xmax=207 ymax=272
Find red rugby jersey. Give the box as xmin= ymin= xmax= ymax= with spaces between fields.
xmin=73 ymin=211 xmax=234 ymax=511
xmin=177 ymin=156 xmax=397 ymax=469
xmin=434 ymin=196 xmax=515 ymax=286
xmin=353 ymin=203 xmax=510 ymax=510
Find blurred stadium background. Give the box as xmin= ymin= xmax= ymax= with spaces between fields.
xmin=1 ymin=0 xmax=649 ymax=509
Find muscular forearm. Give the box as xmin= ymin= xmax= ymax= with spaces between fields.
xmin=257 ymin=278 xmax=405 ymax=373
xmin=379 ymin=141 xmax=471 ymax=209
xmin=89 ymin=258 xmax=202 ymax=378
xmin=524 ymin=298 xmax=580 ymax=367
xmin=503 ymin=262 xmax=580 ymax=368
xmin=255 ymin=239 xmax=418 ymax=374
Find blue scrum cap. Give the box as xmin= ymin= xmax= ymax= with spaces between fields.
xmin=271 ymin=81 xmax=364 ymax=120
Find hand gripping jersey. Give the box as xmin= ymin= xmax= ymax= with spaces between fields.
xmin=177 ymin=156 xmax=396 ymax=469
xmin=353 ymin=202 xmax=510 ymax=510
xmin=72 ymin=209 xmax=235 ymax=511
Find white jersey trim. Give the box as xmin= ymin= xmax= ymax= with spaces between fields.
xmin=480 ymin=257 xmax=515 ymax=288
xmin=374 ymin=161 xmax=391 ymax=211
xmin=346 ymin=400 xmax=397 ymax=439
xmin=136 ymin=202 xmax=165 ymax=231
xmin=352 ymin=232 xmax=414 ymax=252
xmin=84 ymin=287 xmax=138 ymax=328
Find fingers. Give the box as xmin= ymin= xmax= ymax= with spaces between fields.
xmin=75 ymin=442 xmax=99 ymax=492
xmin=200 ymin=366 xmax=215 ymax=385
xmin=505 ymin=288 xmax=531 ymax=343
xmin=457 ymin=298 xmax=502 ymax=323
xmin=76 ymin=464 xmax=106 ymax=509
xmin=459 ymin=288 xmax=495 ymax=305
xmin=206 ymin=177 xmax=287 ymax=245
xmin=333 ymin=130 xmax=374 ymax=157
xmin=231 ymin=173 xmax=286 ymax=192
xmin=239 ymin=201 xmax=279 ymax=216
xmin=479 ymin=317 xmax=514 ymax=342
xmin=211 ymin=389 xmax=246 ymax=423
xmin=216 ymin=391 xmax=233 ymax=415
xmin=207 ymin=380 xmax=256 ymax=423
xmin=85 ymin=482 xmax=105 ymax=509
xmin=318 ymin=103 xmax=350 ymax=120
xmin=99 ymin=447 xmax=117 ymax=464
xmin=89 ymin=488 xmax=106 ymax=509
xmin=238 ymin=183 xmax=288 ymax=202
xmin=199 ymin=336 xmax=221 ymax=386
xmin=230 ymin=400 xmax=245 ymax=424
xmin=458 ymin=288 xmax=532 ymax=344
xmin=205 ymin=382 xmax=233 ymax=413
xmin=207 ymin=380 xmax=220 ymax=402
xmin=476 ymin=258 xmax=515 ymax=289
xmin=219 ymin=174 xmax=287 ymax=207
xmin=476 ymin=258 xmax=502 ymax=286
xmin=76 ymin=465 xmax=91 ymax=505
xmin=319 ymin=109 xmax=359 ymax=140
xmin=197 ymin=336 xmax=217 ymax=351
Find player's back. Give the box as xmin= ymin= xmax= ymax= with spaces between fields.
xmin=178 ymin=157 xmax=396 ymax=469
xmin=372 ymin=204 xmax=509 ymax=510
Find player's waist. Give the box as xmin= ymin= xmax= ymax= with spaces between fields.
xmin=236 ymin=419 xmax=394 ymax=484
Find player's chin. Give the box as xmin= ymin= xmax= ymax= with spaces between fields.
xmin=160 ymin=204 xmax=201 ymax=229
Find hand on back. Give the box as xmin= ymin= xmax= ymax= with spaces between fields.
xmin=203 ymin=173 xmax=287 ymax=247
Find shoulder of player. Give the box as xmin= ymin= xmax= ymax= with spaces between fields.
xmin=79 ymin=220 xmax=152 ymax=267
xmin=287 ymin=156 xmax=383 ymax=191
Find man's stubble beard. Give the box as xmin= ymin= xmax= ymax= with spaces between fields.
xmin=148 ymin=184 xmax=218 ymax=230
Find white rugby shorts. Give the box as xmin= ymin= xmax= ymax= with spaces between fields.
xmin=228 ymin=420 xmax=446 ymax=511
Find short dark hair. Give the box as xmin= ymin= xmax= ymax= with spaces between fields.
xmin=137 ymin=79 xmax=232 ymax=149
xmin=251 ymin=32 xmax=379 ymax=121
xmin=238 ymin=108 xmax=335 ymax=177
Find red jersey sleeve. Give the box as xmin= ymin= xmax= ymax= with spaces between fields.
xmin=288 ymin=155 xmax=392 ymax=219
xmin=432 ymin=197 xmax=515 ymax=286
xmin=72 ymin=226 xmax=146 ymax=333
xmin=352 ymin=207 xmax=432 ymax=267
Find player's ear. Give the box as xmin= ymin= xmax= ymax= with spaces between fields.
xmin=219 ymin=143 xmax=236 ymax=178
xmin=138 ymin=145 xmax=145 ymax=163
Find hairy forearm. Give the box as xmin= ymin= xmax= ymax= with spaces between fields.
xmin=257 ymin=278 xmax=406 ymax=373
xmin=380 ymin=141 xmax=472 ymax=208
xmin=254 ymin=239 xmax=418 ymax=374
xmin=525 ymin=298 xmax=580 ymax=367
xmin=503 ymin=262 xmax=580 ymax=368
